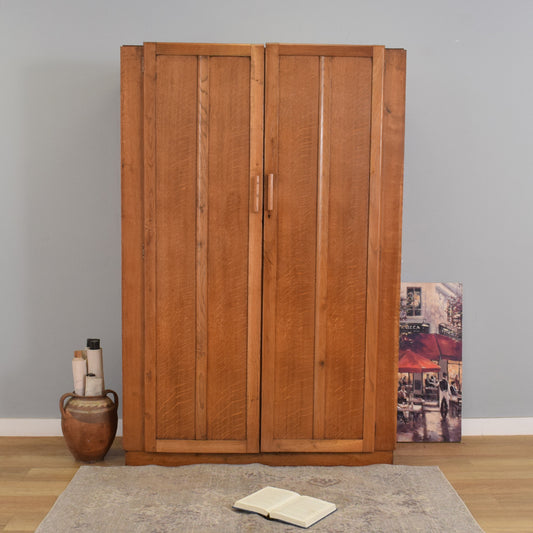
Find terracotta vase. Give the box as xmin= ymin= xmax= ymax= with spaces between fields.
xmin=60 ymin=389 xmax=118 ymax=462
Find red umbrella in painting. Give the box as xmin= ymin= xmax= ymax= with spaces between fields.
xmin=398 ymin=350 xmax=441 ymax=397
xmin=409 ymin=333 xmax=462 ymax=361
xmin=398 ymin=349 xmax=441 ymax=373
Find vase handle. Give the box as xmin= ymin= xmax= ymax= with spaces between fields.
xmin=59 ymin=392 xmax=75 ymax=417
xmin=104 ymin=389 xmax=119 ymax=409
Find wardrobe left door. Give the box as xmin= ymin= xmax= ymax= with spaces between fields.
xmin=121 ymin=43 xmax=264 ymax=455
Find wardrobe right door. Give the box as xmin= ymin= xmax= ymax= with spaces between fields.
xmin=261 ymin=44 xmax=392 ymax=453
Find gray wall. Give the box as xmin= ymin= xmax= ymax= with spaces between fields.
xmin=1 ymin=0 xmax=532 ymax=419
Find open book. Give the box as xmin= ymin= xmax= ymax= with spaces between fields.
xmin=233 ymin=486 xmax=336 ymax=528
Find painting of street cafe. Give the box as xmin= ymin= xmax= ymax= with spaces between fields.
xmin=397 ymin=282 xmax=463 ymax=442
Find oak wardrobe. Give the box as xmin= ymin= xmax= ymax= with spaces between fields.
xmin=121 ymin=42 xmax=406 ymax=466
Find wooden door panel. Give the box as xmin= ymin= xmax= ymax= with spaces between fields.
xmin=323 ymin=56 xmax=372 ymax=440
xmin=143 ymin=44 xmax=263 ymax=453
xmin=273 ymin=55 xmax=319 ymax=440
xmin=262 ymin=44 xmax=384 ymax=453
xmin=154 ymin=55 xmax=198 ymax=440
xmin=206 ymin=56 xmax=250 ymax=441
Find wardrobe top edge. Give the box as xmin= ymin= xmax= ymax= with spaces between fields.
xmin=120 ymin=42 xmax=405 ymax=50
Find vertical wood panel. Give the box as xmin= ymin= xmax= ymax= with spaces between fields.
xmin=246 ymin=45 xmax=264 ymax=452
xmin=142 ymin=43 xmax=157 ymax=451
xmin=195 ymin=56 xmax=209 ymax=440
xmin=261 ymin=43 xmax=280 ymax=450
xmin=272 ymin=55 xmax=319 ymax=440
xmin=121 ymin=46 xmax=144 ymax=451
xmin=324 ymin=56 xmax=372 ymax=440
xmin=375 ymin=49 xmax=406 ymax=451
xmin=154 ymin=55 xmax=198 ymax=440
xmin=362 ymin=46 xmax=385 ymax=451
xmin=206 ymin=56 xmax=250 ymax=441
xmin=313 ymin=56 xmax=331 ymax=441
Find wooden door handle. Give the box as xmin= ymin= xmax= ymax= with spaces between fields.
xmin=267 ymin=174 xmax=274 ymax=212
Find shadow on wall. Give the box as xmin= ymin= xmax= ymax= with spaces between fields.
xmin=1 ymin=61 xmax=122 ymax=417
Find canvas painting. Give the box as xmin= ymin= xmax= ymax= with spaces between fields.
xmin=397 ymin=282 xmax=463 ymax=442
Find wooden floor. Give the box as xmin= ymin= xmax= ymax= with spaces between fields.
xmin=395 ymin=436 xmax=533 ymax=533
xmin=0 ymin=436 xmax=531 ymax=532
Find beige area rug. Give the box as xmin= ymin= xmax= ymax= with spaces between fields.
xmin=36 ymin=463 xmax=483 ymax=532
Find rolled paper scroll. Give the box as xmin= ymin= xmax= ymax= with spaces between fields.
xmin=72 ymin=351 xmax=87 ymax=396
xmin=85 ymin=374 xmax=104 ymax=396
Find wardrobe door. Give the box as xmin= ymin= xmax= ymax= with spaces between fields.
xmin=141 ymin=43 xmax=264 ymax=453
xmin=262 ymin=44 xmax=386 ymax=452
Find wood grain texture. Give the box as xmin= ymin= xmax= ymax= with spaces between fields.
xmin=152 ymin=55 xmax=198 ymax=442
xmin=276 ymin=44 xmax=374 ymax=57
xmin=261 ymin=43 xmax=280 ymax=452
xmin=246 ymin=45 xmax=264 ymax=452
xmin=136 ymin=44 xmax=262 ymax=453
xmin=0 ymin=437 xmax=124 ymax=532
xmin=120 ymin=45 xmax=144 ymax=452
xmin=324 ymin=56 xmax=372 ymax=441
xmin=126 ymin=449 xmax=392 ymax=466
xmin=155 ymin=42 xmax=253 ymax=57
xmin=313 ymin=56 xmax=331 ymax=441
xmin=142 ymin=42 xmax=157 ymax=452
xmin=155 ymin=439 xmax=248 ymax=454
xmin=395 ymin=436 xmax=533 ymax=533
xmin=272 ymin=53 xmax=319 ymax=441
xmin=155 ymin=59 xmax=199 ymax=437
xmin=362 ymin=45 xmax=385 ymax=452
xmin=265 ymin=438 xmax=365 ymax=453
xmin=195 ymin=56 xmax=209 ymax=441
xmin=263 ymin=45 xmax=387 ymax=453
xmin=374 ymin=49 xmax=406 ymax=451
xmin=206 ymin=56 xmax=250 ymax=441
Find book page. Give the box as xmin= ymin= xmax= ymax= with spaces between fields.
xmin=270 ymin=495 xmax=336 ymax=528
xmin=233 ymin=487 xmax=300 ymax=516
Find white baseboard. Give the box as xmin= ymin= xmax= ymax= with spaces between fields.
xmin=0 ymin=418 xmax=123 ymax=437
xmin=1 ymin=417 xmax=533 ymax=437
xmin=462 ymin=417 xmax=533 ymax=436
